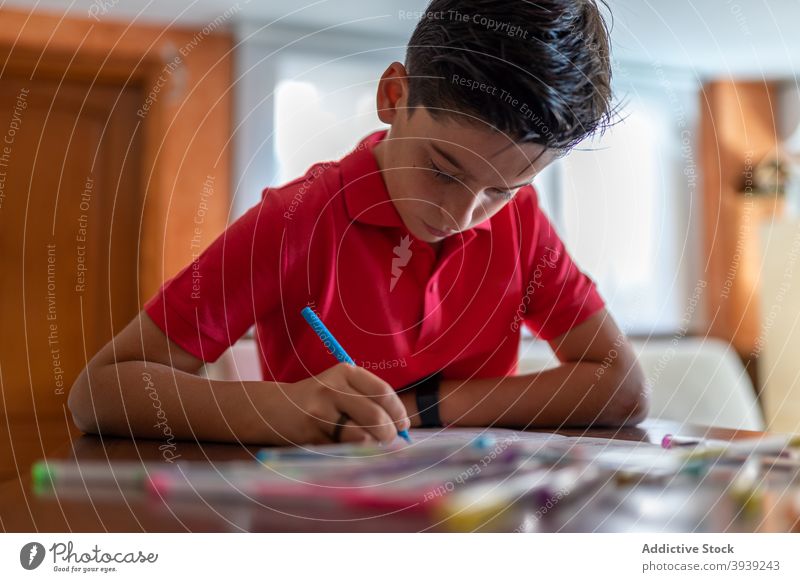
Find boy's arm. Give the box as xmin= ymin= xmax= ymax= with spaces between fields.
xmin=68 ymin=312 xmax=410 ymax=445
xmin=400 ymin=309 xmax=649 ymax=429
xmin=67 ymin=311 xmax=286 ymax=444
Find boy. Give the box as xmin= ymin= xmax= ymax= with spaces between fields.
xmin=69 ymin=0 xmax=647 ymax=446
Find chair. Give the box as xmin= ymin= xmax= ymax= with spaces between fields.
xmin=518 ymin=336 xmax=764 ymax=431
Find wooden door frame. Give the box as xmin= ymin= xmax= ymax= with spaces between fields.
xmin=0 ymin=7 xmax=232 ymax=301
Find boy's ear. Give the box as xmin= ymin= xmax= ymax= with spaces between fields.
xmin=376 ymin=62 xmax=409 ymax=125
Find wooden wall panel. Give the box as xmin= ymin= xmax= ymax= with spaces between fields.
xmin=700 ymin=81 xmax=783 ymax=389
xmin=0 ymin=7 xmax=233 ymax=300
xmin=0 ymin=8 xmax=233 ymax=422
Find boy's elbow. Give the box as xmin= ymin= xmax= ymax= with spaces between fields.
xmin=618 ymin=385 xmax=649 ymax=426
xmin=609 ymin=362 xmax=649 ymax=426
xmin=67 ymin=369 xmax=99 ymax=434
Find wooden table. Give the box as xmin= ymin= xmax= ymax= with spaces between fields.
xmin=1 ymin=418 xmax=798 ymax=532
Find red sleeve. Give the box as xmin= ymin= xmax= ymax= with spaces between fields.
xmin=143 ymin=189 xmax=285 ymax=362
xmin=521 ymin=192 xmax=605 ymax=341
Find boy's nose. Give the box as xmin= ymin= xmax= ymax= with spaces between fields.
xmin=443 ymin=193 xmax=480 ymax=232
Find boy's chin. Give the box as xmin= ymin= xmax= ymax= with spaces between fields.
xmin=398 ymin=216 xmax=443 ymax=242
xmin=408 ymin=230 xmax=440 ymax=243
xmin=417 ymin=217 xmax=453 ymax=241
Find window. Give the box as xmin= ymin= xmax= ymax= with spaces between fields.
xmin=274 ymin=53 xmax=387 ymax=182
xmin=545 ymin=74 xmax=701 ymax=336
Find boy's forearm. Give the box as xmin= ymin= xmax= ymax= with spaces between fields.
xmin=402 ymin=361 xmax=647 ymax=429
xmin=70 ymin=361 xmax=281 ymax=444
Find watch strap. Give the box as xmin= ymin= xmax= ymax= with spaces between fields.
xmin=413 ymin=372 xmax=442 ymax=428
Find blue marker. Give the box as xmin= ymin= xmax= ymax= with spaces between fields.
xmin=301 ymin=306 xmax=412 ymax=444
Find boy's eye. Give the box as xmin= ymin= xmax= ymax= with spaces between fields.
xmin=427 ymin=160 xmax=458 ymax=184
xmin=426 ymin=159 xmax=514 ymax=201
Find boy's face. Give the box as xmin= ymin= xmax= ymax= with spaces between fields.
xmin=373 ymin=63 xmax=557 ymax=244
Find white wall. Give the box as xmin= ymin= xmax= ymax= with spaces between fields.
xmin=550 ymin=62 xmax=703 ymax=335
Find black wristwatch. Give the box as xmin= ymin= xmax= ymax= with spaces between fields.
xmin=407 ymin=372 xmax=442 ymax=428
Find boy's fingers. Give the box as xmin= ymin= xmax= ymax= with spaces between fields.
xmin=316 ymin=422 xmax=376 ymax=445
xmin=308 ymin=377 xmax=396 ymax=443
xmin=344 ymin=366 xmax=411 ymax=432
xmin=330 ymin=386 xmax=402 ymax=443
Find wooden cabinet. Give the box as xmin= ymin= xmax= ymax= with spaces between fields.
xmin=0 ymin=76 xmax=143 ymax=421
xmin=0 ymin=8 xmax=232 ymax=423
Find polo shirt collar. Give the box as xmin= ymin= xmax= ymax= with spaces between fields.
xmin=341 ymin=130 xmax=492 ymax=233
xmin=342 ymin=130 xmax=404 ymax=228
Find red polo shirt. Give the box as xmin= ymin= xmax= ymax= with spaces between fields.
xmin=144 ymin=130 xmax=604 ymax=388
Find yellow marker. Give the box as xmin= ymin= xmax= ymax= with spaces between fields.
xmin=679 ymin=435 xmax=800 ymax=462
xmin=436 ymin=464 xmax=600 ymax=532
xmin=728 ymin=458 xmax=764 ymax=518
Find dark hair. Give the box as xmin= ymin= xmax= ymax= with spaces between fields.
xmin=404 ymin=0 xmax=614 ymax=151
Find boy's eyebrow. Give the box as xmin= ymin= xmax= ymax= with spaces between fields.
xmin=429 ymin=141 xmax=535 ymax=191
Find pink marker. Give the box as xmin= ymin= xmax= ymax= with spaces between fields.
xmin=661 ymin=434 xmax=702 ymax=449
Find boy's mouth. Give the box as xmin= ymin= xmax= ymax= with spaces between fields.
xmin=422 ymin=220 xmax=450 ymax=239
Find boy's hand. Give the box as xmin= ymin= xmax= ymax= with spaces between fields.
xmin=266 ymin=363 xmax=410 ymax=445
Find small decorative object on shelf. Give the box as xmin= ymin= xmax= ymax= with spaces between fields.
xmin=746 ymin=151 xmax=790 ymax=196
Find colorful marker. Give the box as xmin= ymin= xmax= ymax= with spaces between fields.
xmin=147 ymin=470 xmax=294 ymax=500
xmin=301 ymin=306 xmax=412 ymax=444
xmin=728 ymin=458 xmax=764 ymax=518
xmin=437 ymin=463 xmax=602 ymax=531
xmin=661 ymin=434 xmax=700 ymax=449
xmin=33 ymin=460 xmax=154 ymax=491
xmin=32 ymin=460 xmax=262 ymax=491
xmin=662 ymin=433 xmax=800 ymax=458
